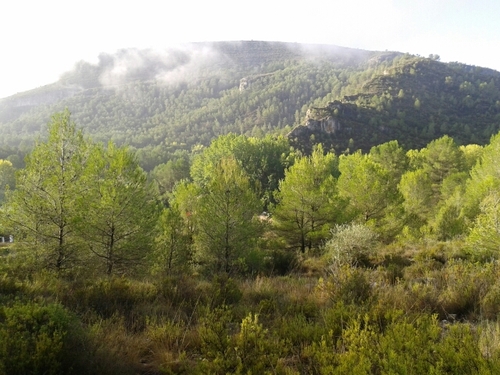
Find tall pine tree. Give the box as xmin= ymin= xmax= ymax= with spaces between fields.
xmin=4 ymin=110 xmax=90 ymax=271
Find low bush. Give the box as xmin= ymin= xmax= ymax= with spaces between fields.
xmin=0 ymin=301 xmax=88 ymax=375
xmin=325 ymin=224 xmax=378 ymax=267
xmin=206 ymin=275 xmax=243 ymax=308
xmin=322 ymin=265 xmax=372 ymax=305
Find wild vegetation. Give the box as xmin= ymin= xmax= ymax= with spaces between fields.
xmin=3 ymin=106 xmax=500 ymax=373
xmin=2 ymin=42 xmax=500 ymax=171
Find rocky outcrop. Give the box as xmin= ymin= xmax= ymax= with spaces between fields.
xmin=239 ymin=77 xmax=250 ymax=91
xmin=288 ymin=101 xmax=343 ymax=139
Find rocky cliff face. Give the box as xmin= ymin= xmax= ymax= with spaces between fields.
xmin=288 ymin=100 xmax=343 ymax=139
xmin=286 ymin=99 xmax=372 ymax=153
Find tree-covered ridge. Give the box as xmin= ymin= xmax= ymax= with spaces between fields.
xmin=3 ymin=41 xmax=500 ymax=172
xmin=0 ymin=42 xmax=373 ymax=152
xmin=289 ymin=56 xmax=500 ymax=153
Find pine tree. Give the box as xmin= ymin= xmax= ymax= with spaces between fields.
xmin=3 ymin=110 xmax=90 ymax=271
xmin=193 ymin=157 xmax=262 ymax=274
xmin=80 ymin=142 xmax=159 ymax=275
xmin=272 ymin=145 xmax=343 ymax=253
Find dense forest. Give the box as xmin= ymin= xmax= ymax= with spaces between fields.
xmin=2 ymin=42 xmax=500 ymax=171
xmin=3 ymin=41 xmax=500 ymax=374
xmin=3 ymin=107 xmax=500 ymax=373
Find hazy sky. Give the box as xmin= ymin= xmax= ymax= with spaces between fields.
xmin=1 ymin=0 xmax=499 ymax=99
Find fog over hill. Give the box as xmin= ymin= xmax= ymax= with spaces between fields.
xmin=1 ymin=41 xmax=499 ymax=169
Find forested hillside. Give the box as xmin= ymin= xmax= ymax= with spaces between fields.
xmin=0 ymin=42 xmax=371 ymax=167
xmin=291 ymin=57 xmax=500 ymax=152
xmin=3 ymin=41 xmax=500 ymax=373
xmin=1 ymin=41 xmax=500 ymax=170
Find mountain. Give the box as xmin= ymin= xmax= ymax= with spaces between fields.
xmin=1 ymin=41 xmax=500 ymax=168
xmin=289 ymin=57 xmax=500 ymax=153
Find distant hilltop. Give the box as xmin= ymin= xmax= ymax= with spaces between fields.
xmin=1 ymin=41 xmax=499 ymax=166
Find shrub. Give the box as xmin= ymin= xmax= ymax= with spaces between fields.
xmin=198 ymin=309 xmax=285 ymax=375
xmin=146 ymin=317 xmax=198 ymax=373
xmin=435 ymin=260 xmax=496 ymax=320
xmin=325 ymin=224 xmax=378 ymax=267
xmin=157 ymin=275 xmax=204 ymax=320
xmin=235 ymin=313 xmax=282 ymax=374
xmin=198 ymin=306 xmax=238 ymax=374
xmin=241 ymin=248 xmax=267 ymax=276
xmin=85 ymin=315 xmax=148 ymax=375
xmin=0 ymin=273 xmax=22 ymax=298
xmin=0 ymin=301 xmax=85 ymax=375
xmin=268 ymin=249 xmax=298 ymax=275
xmin=323 ymin=265 xmax=372 ymax=305
xmin=481 ymin=282 xmax=500 ymax=320
xmin=81 ymin=278 xmax=156 ymax=311
xmin=479 ymin=321 xmax=500 ymax=361
xmin=277 ymin=313 xmax=324 ymax=349
xmin=207 ymin=275 xmax=243 ymax=308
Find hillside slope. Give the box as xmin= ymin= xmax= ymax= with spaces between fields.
xmin=1 ymin=41 xmax=500 ymax=167
xmin=289 ymin=56 xmax=500 ymax=152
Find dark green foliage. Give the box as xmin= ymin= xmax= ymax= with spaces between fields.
xmin=0 ymin=273 xmax=22 ymax=299
xmin=3 ymin=43 xmax=500 ymax=169
xmin=150 ymin=150 xmax=191 ymax=202
xmin=208 ymin=276 xmax=243 ymax=308
xmin=0 ymin=302 xmax=86 ymax=375
xmin=268 ymin=248 xmax=299 ymax=275
xmin=7 ymin=87 xmax=500 ymax=372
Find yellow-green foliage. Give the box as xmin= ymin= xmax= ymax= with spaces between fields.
xmin=198 ymin=309 xmax=284 ymax=375
xmin=321 ymin=265 xmax=372 ymax=305
xmin=304 ymin=313 xmax=498 ymax=374
xmin=3 ymin=241 xmax=500 ymax=374
xmin=235 ymin=313 xmax=281 ymax=374
xmin=0 ymin=302 xmax=83 ymax=375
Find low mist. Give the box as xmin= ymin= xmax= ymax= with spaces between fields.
xmin=60 ymin=43 xmax=230 ymax=90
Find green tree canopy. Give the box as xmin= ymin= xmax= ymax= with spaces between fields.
xmin=80 ymin=142 xmax=159 ymax=275
xmin=191 ymin=134 xmax=293 ymax=208
xmin=152 ymin=203 xmax=192 ymax=276
xmin=0 ymin=159 xmax=15 ymax=205
xmin=338 ymin=151 xmax=393 ymax=223
xmin=463 ymin=133 xmax=500 ymax=220
xmin=3 ymin=110 xmax=91 ymax=271
xmin=466 ymin=191 xmax=500 ymax=260
xmin=272 ymin=145 xmax=343 ymax=253
xmin=192 ymin=157 xmax=262 ymax=274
